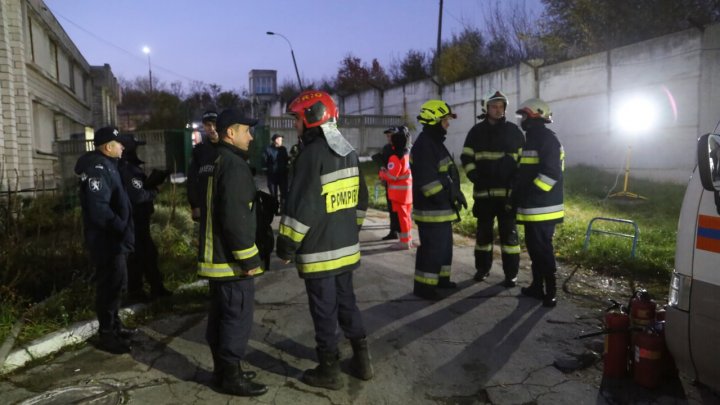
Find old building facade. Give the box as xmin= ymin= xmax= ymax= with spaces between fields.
xmin=0 ymin=0 xmax=119 ymax=192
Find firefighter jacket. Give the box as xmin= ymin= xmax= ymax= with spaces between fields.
xmin=461 ymin=118 xmax=524 ymax=202
xmin=514 ymin=121 xmax=564 ymax=224
xmin=74 ymin=151 xmax=134 ymax=262
xmin=197 ymin=142 xmax=264 ymax=280
xmin=187 ymin=142 xmax=218 ymax=210
xmin=276 ymin=130 xmax=369 ymax=279
xmin=410 ymin=125 xmax=464 ymax=224
xmin=379 ymin=153 xmax=412 ymax=205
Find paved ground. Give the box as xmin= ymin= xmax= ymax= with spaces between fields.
xmin=1 ymin=209 xmax=718 ymax=404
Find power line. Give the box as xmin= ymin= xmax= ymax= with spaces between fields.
xmin=50 ymin=9 xmax=204 ymax=84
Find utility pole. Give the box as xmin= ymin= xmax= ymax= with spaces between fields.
xmin=435 ymin=0 xmax=444 ymax=96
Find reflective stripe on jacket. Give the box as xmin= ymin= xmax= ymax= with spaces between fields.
xmin=197 ymin=142 xmax=264 ymax=280
xmin=461 ymin=119 xmax=524 ymax=201
xmin=410 ymin=125 xmax=462 ymax=224
xmin=379 ymin=153 xmax=412 ymax=204
xmin=276 ymin=133 xmax=369 ymax=279
xmin=514 ymin=123 xmax=564 ymax=224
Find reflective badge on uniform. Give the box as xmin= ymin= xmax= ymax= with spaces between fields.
xmin=131 ymin=178 xmax=143 ymax=189
xmin=88 ymin=178 xmax=102 ymax=192
xmin=388 ymin=161 xmax=395 ymax=170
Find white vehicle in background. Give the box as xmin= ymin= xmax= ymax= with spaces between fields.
xmin=665 ymin=133 xmax=720 ymax=392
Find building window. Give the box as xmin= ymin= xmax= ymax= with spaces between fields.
xmin=32 ymin=102 xmax=56 ymax=154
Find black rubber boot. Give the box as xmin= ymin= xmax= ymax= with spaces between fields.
xmin=521 ymin=282 xmax=545 ymax=300
xmin=413 ymin=283 xmax=440 ymax=301
xmin=220 ymin=362 xmax=267 ymax=397
xmin=381 ymin=231 xmax=398 ymax=241
xmin=473 ymin=270 xmax=489 ymax=282
xmin=437 ymin=276 xmax=457 ymax=289
xmin=302 ymin=349 xmax=342 ymax=390
xmin=213 ymin=355 xmax=256 ymax=385
xmin=349 ymin=338 xmax=374 ymax=380
xmin=543 ymin=275 xmax=557 ymax=308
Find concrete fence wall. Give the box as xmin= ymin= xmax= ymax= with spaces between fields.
xmin=328 ymin=24 xmax=720 ymax=183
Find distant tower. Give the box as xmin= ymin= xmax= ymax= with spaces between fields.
xmin=249 ymin=69 xmax=278 ymax=120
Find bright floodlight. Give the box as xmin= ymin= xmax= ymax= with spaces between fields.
xmin=142 ymin=46 xmax=150 ymax=55
xmin=616 ymin=96 xmax=657 ymax=134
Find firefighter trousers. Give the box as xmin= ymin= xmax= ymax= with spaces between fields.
xmin=305 ymin=271 xmax=367 ymax=352
xmin=414 ymin=222 xmax=453 ymax=294
xmin=206 ymin=279 xmax=255 ymax=364
xmin=523 ymin=222 xmax=557 ymax=290
xmin=474 ymin=198 xmax=520 ymax=280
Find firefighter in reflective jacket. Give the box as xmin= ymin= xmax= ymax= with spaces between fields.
xmin=513 ymin=98 xmax=564 ymax=308
xmin=197 ymin=109 xmax=268 ymax=397
xmin=411 ymin=99 xmax=467 ymax=300
xmin=379 ymin=126 xmax=413 ymax=250
xmin=461 ymin=90 xmax=525 ymax=287
xmin=277 ymin=90 xmax=372 ymax=390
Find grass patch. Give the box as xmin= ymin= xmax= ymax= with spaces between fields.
xmin=362 ymin=161 xmax=683 ymax=294
xmin=0 ymin=184 xmax=201 ymax=346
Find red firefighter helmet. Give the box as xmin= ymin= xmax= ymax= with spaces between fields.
xmin=288 ymin=90 xmax=339 ymax=128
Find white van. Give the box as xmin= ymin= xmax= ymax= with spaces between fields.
xmin=665 ymin=133 xmax=720 ymax=392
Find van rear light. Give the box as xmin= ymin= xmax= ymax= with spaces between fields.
xmin=668 ymin=271 xmax=691 ymax=311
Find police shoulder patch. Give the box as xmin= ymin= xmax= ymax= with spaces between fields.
xmin=94 ymin=164 xmax=105 ymax=170
xmin=387 ymin=161 xmax=395 ymax=170
xmin=88 ymin=177 xmax=102 ymax=192
xmin=131 ymin=178 xmax=143 ymax=189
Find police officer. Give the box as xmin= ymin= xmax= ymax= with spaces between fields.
xmin=461 ymin=90 xmax=525 ymax=287
xmin=411 ymin=100 xmax=467 ymax=300
xmin=118 ymin=134 xmax=172 ymax=301
xmin=197 ymin=109 xmax=268 ymax=396
xmin=263 ymin=133 xmax=289 ymax=214
xmin=277 ymin=90 xmax=372 ymax=390
xmin=380 ymin=126 xmax=401 ymax=240
xmin=513 ymin=98 xmax=564 ymax=308
xmin=187 ymin=110 xmax=219 ymax=221
xmin=74 ymin=127 xmax=135 ymax=354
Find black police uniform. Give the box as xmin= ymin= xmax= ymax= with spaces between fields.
xmin=514 ymin=119 xmax=564 ymax=305
xmin=197 ymin=141 xmax=264 ymax=375
xmin=263 ymin=140 xmax=289 ymax=213
xmin=461 ymin=118 xmax=525 ymax=283
xmin=276 ymin=127 xmax=369 ymax=354
xmin=118 ymin=143 xmax=169 ymax=298
xmin=410 ymin=124 xmax=465 ymax=299
xmin=74 ymin=148 xmax=134 ymax=341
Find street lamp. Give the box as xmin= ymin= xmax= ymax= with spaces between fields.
xmin=266 ymin=31 xmax=303 ymax=90
xmin=142 ymin=46 xmax=153 ymax=94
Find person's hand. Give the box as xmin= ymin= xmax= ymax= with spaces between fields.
xmin=244 ymin=267 xmax=262 ymax=276
xmin=457 ymin=191 xmax=468 ymax=210
xmin=282 ymin=259 xmax=291 ymax=265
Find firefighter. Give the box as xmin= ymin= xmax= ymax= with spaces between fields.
xmin=197 ymin=109 xmax=268 ymax=396
xmin=411 ymin=100 xmax=467 ymax=300
xmin=187 ymin=110 xmax=219 ymax=221
xmin=277 ymin=90 xmax=372 ymax=390
xmin=74 ymin=127 xmax=135 ymax=354
xmin=379 ymin=126 xmax=414 ymax=250
xmin=513 ymin=98 xmax=564 ymax=308
xmin=118 ymin=134 xmax=172 ymax=301
xmin=461 ymin=90 xmax=525 ymax=287
xmin=380 ymin=126 xmax=402 ymax=240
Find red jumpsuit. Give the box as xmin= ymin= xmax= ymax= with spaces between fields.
xmin=379 ymin=153 xmax=413 ymax=244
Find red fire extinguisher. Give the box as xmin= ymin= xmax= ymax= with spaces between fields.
xmin=603 ymin=300 xmax=630 ymax=378
xmin=633 ymin=324 xmax=665 ymax=389
xmin=629 ymin=289 xmax=656 ymax=329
